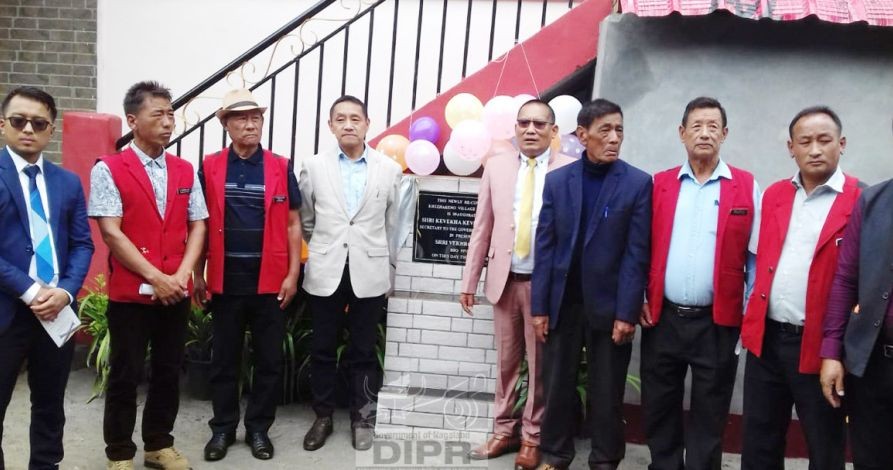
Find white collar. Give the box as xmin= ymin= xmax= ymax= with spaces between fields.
xmin=7 ymin=146 xmax=44 ymax=174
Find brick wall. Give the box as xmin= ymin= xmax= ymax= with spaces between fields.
xmin=0 ymin=0 xmax=98 ymax=162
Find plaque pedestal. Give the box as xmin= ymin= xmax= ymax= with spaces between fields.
xmin=375 ymin=175 xmax=496 ymax=445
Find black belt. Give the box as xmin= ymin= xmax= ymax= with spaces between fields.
xmin=767 ymin=318 xmax=804 ymax=335
xmin=664 ymin=298 xmax=712 ymax=318
xmin=508 ymin=272 xmax=532 ymax=282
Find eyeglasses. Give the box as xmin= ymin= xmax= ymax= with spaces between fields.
xmin=5 ymin=116 xmax=52 ymax=132
xmin=516 ymin=119 xmax=553 ymax=130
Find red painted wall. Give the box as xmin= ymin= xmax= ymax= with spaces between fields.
xmin=61 ymin=111 xmax=121 ymax=296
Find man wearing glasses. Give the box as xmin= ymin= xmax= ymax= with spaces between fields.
xmin=460 ymin=99 xmax=573 ymax=470
xmin=0 ymin=86 xmax=94 ymax=468
xmin=194 ymin=88 xmax=302 ymax=462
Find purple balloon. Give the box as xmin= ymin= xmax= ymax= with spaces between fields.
xmin=409 ymin=116 xmax=441 ymax=144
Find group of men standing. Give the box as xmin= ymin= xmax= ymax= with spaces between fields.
xmin=0 ymin=79 xmax=892 ymax=470
xmin=0 ymin=83 xmax=400 ymax=469
xmin=460 ymin=96 xmax=893 ymax=470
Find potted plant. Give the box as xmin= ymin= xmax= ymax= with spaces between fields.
xmin=184 ymin=304 xmax=214 ymax=400
xmin=78 ymin=275 xmax=111 ymax=403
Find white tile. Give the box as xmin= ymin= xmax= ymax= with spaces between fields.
xmin=422 ymin=330 xmax=467 ymax=347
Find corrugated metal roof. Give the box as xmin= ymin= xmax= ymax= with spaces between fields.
xmin=620 ymin=0 xmax=893 ymax=26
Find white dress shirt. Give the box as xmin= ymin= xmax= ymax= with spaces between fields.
xmin=510 ymin=149 xmax=551 ymax=274
xmin=7 ymin=147 xmax=69 ymax=304
xmin=768 ymin=167 xmax=845 ymax=325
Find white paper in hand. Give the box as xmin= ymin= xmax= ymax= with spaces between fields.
xmin=39 ymin=305 xmax=81 ymax=348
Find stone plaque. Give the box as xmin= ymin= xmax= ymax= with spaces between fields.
xmin=413 ymin=190 xmax=478 ymax=265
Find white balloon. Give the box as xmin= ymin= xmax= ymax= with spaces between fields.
xmin=548 ymin=95 xmax=582 ymax=134
xmin=443 ymin=141 xmax=481 ymax=176
xmin=513 ymin=94 xmax=536 ymax=111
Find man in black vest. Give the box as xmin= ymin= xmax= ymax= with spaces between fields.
xmin=820 ymin=121 xmax=893 ymax=468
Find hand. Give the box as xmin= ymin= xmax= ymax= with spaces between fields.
xmin=30 ymin=287 xmax=69 ymax=321
xmin=612 ymin=320 xmax=636 ymax=345
xmin=532 ymin=315 xmax=549 ymax=343
xmin=640 ymin=303 xmax=655 ymax=328
xmin=820 ymin=358 xmax=846 ymax=408
xmin=277 ymin=275 xmax=298 ymax=309
xmin=459 ymin=293 xmax=475 ymax=316
xmin=192 ymin=274 xmax=209 ymax=306
xmin=150 ymin=273 xmax=185 ymax=306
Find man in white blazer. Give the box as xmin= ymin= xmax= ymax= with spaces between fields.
xmin=298 ymin=95 xmax=402 ymax=452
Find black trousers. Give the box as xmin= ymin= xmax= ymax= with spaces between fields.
xmin=847 ymin=345 xmax=893 ymax=470
xmin=208 ymin=294 xmax=284 ymax=435
xmin=640 ymin=305 xmax=739 ymax=470
xmin=103 ymin=300 xmax=188 ymax=461
xmin=540 ymin=303 xmax=632 ymax=470
xmin=307 ymin=266 xmax=385 ymax=423
xmin=741 ymin=321 xmax=845 ymax=470
xmin=0 ymin=306 xmax=74 ymax=470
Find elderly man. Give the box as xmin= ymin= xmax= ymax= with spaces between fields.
xmin=641 ymin=97 xmax=759 ymax=470
xmin=0 ymin=86 xmax=93 ymax=469
xmin=90 ymin=81 xmax=208 ymax=470
xmin=531 ymin=99 xmax=652 ymax=470
xmin=819 ymin=121 xmax=893 ymax=469
xmin=460 ymin=99 xmax=574 ymax=470
xmin=193 ymin=88 xmax=302 ymax=462
xmin=740 ymin=107 xmax=859 ymax=470
xmin=298 ymin=95 xmax=402 ymax=451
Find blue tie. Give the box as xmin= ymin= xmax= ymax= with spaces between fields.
xmin=23 ymin=165 xmax=54 ymax=284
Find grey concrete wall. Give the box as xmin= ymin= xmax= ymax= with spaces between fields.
xmin=593 ymin=12 xmax=893 ymax=186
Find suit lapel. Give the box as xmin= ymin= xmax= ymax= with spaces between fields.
xmin=354 ymin=150 xmax=380 ymax=217
xmin=122 ymin=148 xmax=163 ymax=222
xmin=584 ymin=161 xmax=623 ymax=246
xmin=262 ymin=150 xmax=281 ymax=213
xmin=0 ymin=149 xmax=29 ymax=237
xmin=324 ymin=149 xmax=350 ymax=217
xmin=815 ymin=178 xmax=858 ymax=253
xmin=773 ymin=182 xmax=796 ymax=249
xmin=568 ymin=162 xmax=583 ymax=249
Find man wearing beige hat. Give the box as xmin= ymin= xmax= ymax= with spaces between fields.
xmin=193 ymin=88 xmax=303 ymax=462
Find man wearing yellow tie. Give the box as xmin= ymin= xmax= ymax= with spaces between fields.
xmin=460 ymin=99 xmax=574 ymax=470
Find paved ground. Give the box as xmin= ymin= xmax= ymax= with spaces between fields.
xmin=3 ymin=368 xmax=837 ymax=469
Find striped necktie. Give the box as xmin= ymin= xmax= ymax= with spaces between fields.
xmin=23 ymin=165 xmax=54 ymax=284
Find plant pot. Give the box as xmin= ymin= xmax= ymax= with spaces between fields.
xmin=184 ymin=357 xmax=213 ymax=401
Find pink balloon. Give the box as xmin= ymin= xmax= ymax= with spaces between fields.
xmin=404 ymin=140 xmax=441 ymax=175
xmin=513 ymin=93 xmax=537 ymax=112
xmin=482 ymin=96 xmax=516 ymax=141
xmin=449 ymin=120 xmax=491 ymax=162
xmin=482 ymin=139 xmax=517 ymax=167
xmin=560 ymin=134 xmax=585 ymax=159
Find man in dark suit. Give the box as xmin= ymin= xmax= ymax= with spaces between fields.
xmin=0 ymin=86 xmax=94 ymax=469
xmin=819 ymin=121 xmax=893 ymax=469
xmin=531 ymin=99 xmax=652 ymax=470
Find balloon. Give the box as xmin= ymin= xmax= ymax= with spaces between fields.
xmin=482 ymin=139 xmax=517 ymax=166
xmin=444 ymin=93 xmax=484 ymax=128
xmin=409 ymin=116 xmax=440 ymax=143
xmin=449 ymin=120 xmax=491 ymax=162
xmin=548 ymin=95 xmax=582 ymax=134
xmin=482 ymin=95 xmax=517 ymax=141
xmin=404 ymin=140 xmax=441 ymax=175
xmin=559 ymin=134 xmax=585 ymax=159
xmin=514 ymin=93 xmax=536 ymax=110
xmin=376 ymin=134 xmax=410 ymax=170
xmin=443 ymin=141 xmax=481 ymax=176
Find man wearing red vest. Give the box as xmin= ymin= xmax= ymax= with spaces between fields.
xmin=740 ymin=107 xmax=859 ymax=469
xmin=90 ymin=81 xmax=208 ymax=470
xmin=640 ymin=97 xmax=760 ymax=470
xmin=193 ymin=89 xmax=302 ymax=462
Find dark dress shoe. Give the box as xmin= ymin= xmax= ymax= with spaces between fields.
xmin=245 ymin=432 xmax=274 ymax=460
xmin=303 ymin=416 xmax=333 ymax=451
xmin=204 ymin=432 xmax=235 ymax=461
xmin=352 ymin=423 xmax=374 ymax=451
